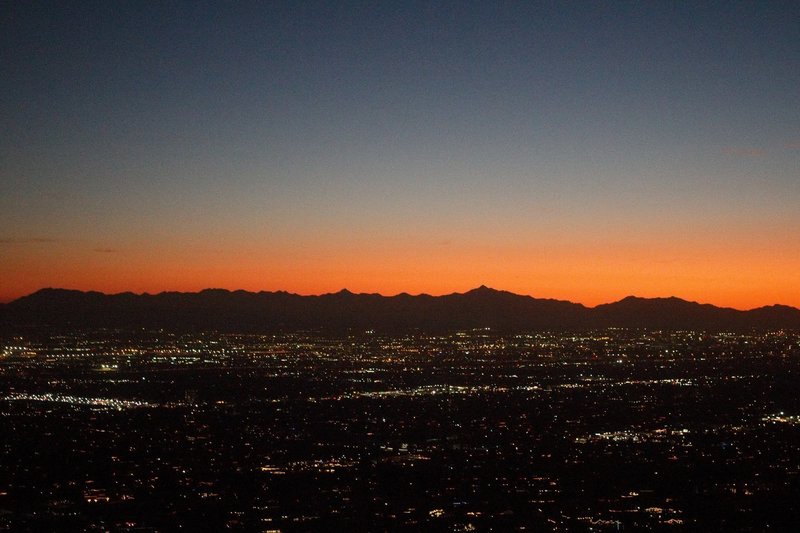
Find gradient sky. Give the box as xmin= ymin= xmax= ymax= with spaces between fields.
xmin=2 ymin=1 xmax=799 ymax=308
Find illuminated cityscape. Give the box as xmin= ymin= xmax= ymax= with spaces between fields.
xmin=2 ymin=328 xmax=799 ymax=530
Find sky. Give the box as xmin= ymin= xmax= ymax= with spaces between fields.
xmin=2 ymin=1 xmax=799 ymax=308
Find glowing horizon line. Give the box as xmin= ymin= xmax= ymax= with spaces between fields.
xmin=3 ymin=285 xmax=797 ymax=312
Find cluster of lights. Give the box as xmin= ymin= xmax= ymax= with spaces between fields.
xmin=762 ymin=413 xmax=800 ymax=424
xmin=580 ymin=428 xmax=690 ymax=444
xmin=3 ymin=392 xmax=156 ymax=410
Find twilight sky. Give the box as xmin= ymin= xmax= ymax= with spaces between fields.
xmin=2 ymin=1 xmax=799 ymax=308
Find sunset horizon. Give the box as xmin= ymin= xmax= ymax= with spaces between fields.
xmin=3 ymin=3 xmax=798 ymax=314
xmin=3 ymin=282 xmax=799 ymax=312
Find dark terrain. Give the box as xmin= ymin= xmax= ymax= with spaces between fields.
xmin=2 ymin=328 xmax=800 ymax=531
xmin=3 ymin=287 xmax=799 ymax=332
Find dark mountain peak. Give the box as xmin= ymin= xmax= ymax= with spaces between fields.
xmin=18 ymin=288 xmax=103 ymax=303
xmin=199 ymin=288 xmax=232 ymax=295
xmin=28 ymin=287 xmax=82 ymax=297
xmin=747 ymin=304 xmax=800 ymax=324
xmin=4 ymin=287 xmax=799 ymax=333
xmin=619 ymin=295 xmax=643 ymax=302
xmin=756 ymin=304 xmax=796 ymax=311
xmin=28 ymin=287 xmax=61 ymax=295
xmin=465 ymin=285 xmax=501 ymax=296
xmin=609 ymin=295 xmax=696 ymax=307
xmin=269 ymin=290 xmax=291 ymax=296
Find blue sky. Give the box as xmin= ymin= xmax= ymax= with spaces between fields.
xmin=2 ymin=1 xmax=799 ymax=306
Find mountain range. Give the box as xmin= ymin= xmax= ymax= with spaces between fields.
xmin=1 ymin=286 xmax=799 ymax=333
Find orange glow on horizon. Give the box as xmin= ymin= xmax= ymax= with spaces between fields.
xmin=2 ymin=237 xmax=799 ymax=310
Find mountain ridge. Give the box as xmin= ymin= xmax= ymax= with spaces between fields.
xmin=1 ymin=287 xmax=798 ymax=332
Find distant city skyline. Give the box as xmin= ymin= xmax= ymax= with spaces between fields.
xmin=2 ymin=1 xmax=799 ymax=308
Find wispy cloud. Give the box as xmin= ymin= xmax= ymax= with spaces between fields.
xmin=0 ymin=237 xmax=58 ymax=244
xmin=93 ymin=248 xmax=117 ymax=253
xmin=722 ymin=147 xmax=765 ymax=157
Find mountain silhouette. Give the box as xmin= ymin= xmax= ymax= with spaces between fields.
xmin=1 ymin=287 xmax=798 ymax=333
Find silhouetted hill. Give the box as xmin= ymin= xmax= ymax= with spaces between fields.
xmin=2 ymin=287 xmax=799 ymax=333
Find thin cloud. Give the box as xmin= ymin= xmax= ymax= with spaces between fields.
xmin=0 ymin=237 xmax=58 ymax=244
xmin=721 ymin=147 xmax=765 ymax=157
xmin=93 ymin=248 xmax=117 ymax=253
